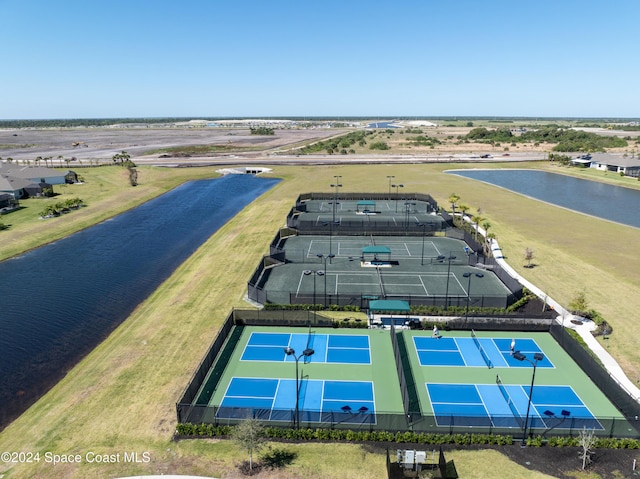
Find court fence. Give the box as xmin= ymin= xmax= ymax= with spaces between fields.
xmin=550 ymin=323 xmax=640 ymax=420
xmin=286 ymin=292 xmax=511 ymax=310
xmin=287 ymin=192 xmax=444 ymax=236
xmin=177 ymin=309 xmax=640 ymax=439
xmin=177 ymin=404 xmax=639 ymax=440
xmin=176 ymin=309 xmax=335 ymax=425
xmin=294 ymin=192 xmax=439 ymax=212
xmin=390 ymin=322 xmax=411 ymax=416
xmin=250 ymin=196 xmax=525 ymax=310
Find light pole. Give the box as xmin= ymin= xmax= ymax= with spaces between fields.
xmin=513 ymin=351 xmax=544 ymax=445
xmin=303 ymin=270 xmax=318 ymax=309
xmin=463 ymin=271 xmax=484 ymax=322
xmin=330 ymin=176 xmax=342 ymax=223
xmin=416 ymin=222 xmax=427 ymax=266
xmin=322 ymin=221 xmax=339 ymax=263
xmin=316 ymin=253 xmax=335 ymax=309
xmin=392 ymin=183 xmax=404 ymax=212
xmin=284 ymin=347 xmax=315 ymax=429
xmin=386 ymin=175 xmax=395 ymax=197
xmin=404 ymin=201 xmax=416 ymax=232
xmin=437 ymin=253 xmax=456 ymax=309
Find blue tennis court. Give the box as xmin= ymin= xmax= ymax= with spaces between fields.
xmin=427 ymin=382 xmax=602 ymax=430
xmin=218 ymin=377 xmax=375 ymax=424
xmin=413 ymin=336 xmax=554 ymax=369
xmin=241 ymin=332 xmax=371 ymax=364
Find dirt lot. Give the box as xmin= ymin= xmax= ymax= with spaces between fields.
xmin=0 ymin=125 xmax=546 ymax=167
xmin=1 ymin=123 xmax=636 ymax=168
xmin=0 ymin=126 xmax=346 ymax=165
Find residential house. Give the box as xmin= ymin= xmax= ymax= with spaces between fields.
xmin=0 ymin=165 xmax=77 ymax=200
xmin=571 ymin=153 xmax=640 ymax=178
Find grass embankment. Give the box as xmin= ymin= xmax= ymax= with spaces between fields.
xmin=0 ymin=165 xmax=223 ymax=261
xmin=1 ymin=162 xmax=639 ymax=478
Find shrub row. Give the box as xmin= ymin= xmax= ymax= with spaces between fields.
xmin=264 ymin=303 xmax=360 ymax=312
xmin=528 ymin=435 xmax=640 ymax=449
xmin=175 ymin=423 xmax=512 ymax=445
xmin=176 ymin=423 xmax=640 ymax=450
xmin=409 ymin=305 xmax=507 ymax=317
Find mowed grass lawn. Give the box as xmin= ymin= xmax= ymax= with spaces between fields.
xmin=1 ymin=162 xmax=639 ymax=478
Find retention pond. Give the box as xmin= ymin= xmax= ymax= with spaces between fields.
xmin=0 ymin=174 xmax=279 ymax=429
xmin=448 ymin=169 xmax=640 ymax=229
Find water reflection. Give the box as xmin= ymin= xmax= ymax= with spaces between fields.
xmin=448 ymin=169 xmax=640 ymax=228
xmin=0 ymin=174 xmax=279 ymax=428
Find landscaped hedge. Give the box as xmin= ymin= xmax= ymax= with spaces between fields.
xmin=175 ymin=423 xmax=511 ymax=446
xmin=175 ymin=423 xmax=640 ymax=449
xmin=264 ymin=303 xmax=360 ymax=312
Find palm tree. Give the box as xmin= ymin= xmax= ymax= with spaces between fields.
xmin=473 ymin=215 xmax=484 ymax=242
xmin=448 ymin=193 xmax=460 ymax=223
xmin=482 ymin=220 xmax=491 ymax=239
xmin=486 ymin=231 xmax=496 ymax=255
xmin=459 ymin=204 xmax=470 ymax=224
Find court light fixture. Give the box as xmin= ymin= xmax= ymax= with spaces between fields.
xmin=463 ymin=272 xmax=484 ymax=323
xmin=303 ymin=270 xmax=320 ymax=309
xmin=437 ymin=253 xmax=456 ymax=309
xmin=513 ymin=351 xmax=545 ymax=446
xmin=391 ymin=183 xmax=404 ymax=212
xmin=316 ymin=253 xmax=335 ymax=309
xmin=415 ymin=222 xmax=427 ymax=265
xmin=283 ymin=347 xmax=315 ymax=429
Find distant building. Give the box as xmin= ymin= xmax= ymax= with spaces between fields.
xmin=575 ymin=153 xmax=640 ymax=178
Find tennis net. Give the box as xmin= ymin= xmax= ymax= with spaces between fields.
xmin=376 ymin=266 xmax=386 ymax=298
xmin=496 ymin=374 xmax=524 ymax=428
xmin=305 ymin=325 xmax=314 ymax=363
xmin=470 ymin=329 xmax=494 ymax=369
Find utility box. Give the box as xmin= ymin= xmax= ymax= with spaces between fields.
xmin=397 ymin=449 xmax=430 ymax=472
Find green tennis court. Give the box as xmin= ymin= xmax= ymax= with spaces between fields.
xmin=261 ymin=234 xmax=510 ymax=307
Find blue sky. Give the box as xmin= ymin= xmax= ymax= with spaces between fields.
xmin=1 ymin=0 xmax=638 ymax=119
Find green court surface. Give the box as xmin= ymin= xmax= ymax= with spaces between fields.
xmin=205 ymin=326 xmax=405 ymax=414
xmin=404 ymin=329 xmax=623 ymax=420
xmin=262 ymin=235 xmax=511 ymax=306
xmin=190 ymin=325 xmax=626 ymax=433
xmin=297 ymin=198 xmax=444 ymax=228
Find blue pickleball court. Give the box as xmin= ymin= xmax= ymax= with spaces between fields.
xmin=241 ymin=332 xmax=371 ymax=364
xmin=217 ymin=377 xmax=376 ymax=424
xmin=413 ymin=336 xmax=555 ymax=369
xmin=426 ymin=382 xmax=602 ymax=430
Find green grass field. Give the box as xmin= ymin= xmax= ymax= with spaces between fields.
xmin=1 ymin=161 xmax=639 ymax=478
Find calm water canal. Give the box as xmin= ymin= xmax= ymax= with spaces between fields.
xmin=0 ymin=174 xmax=279 ymax=428
xmin=448 ymin=169 xmax=640 ymax=229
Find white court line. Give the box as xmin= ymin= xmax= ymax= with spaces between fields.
xmin=296 ymin=272 xmax=306 ymax=295
xmin=306 ymin=240 xmax=316 ymax=258
xmin=418 ymin=275 xmax=429 ymax=295
xmin=451 ymin=273 xmax=466 ymax=293
xmin=475 ymin=384 xmax=495 ymax=425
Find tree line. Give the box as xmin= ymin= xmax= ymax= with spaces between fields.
xmin=464 ymin=127 xmax=627 ymax=152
